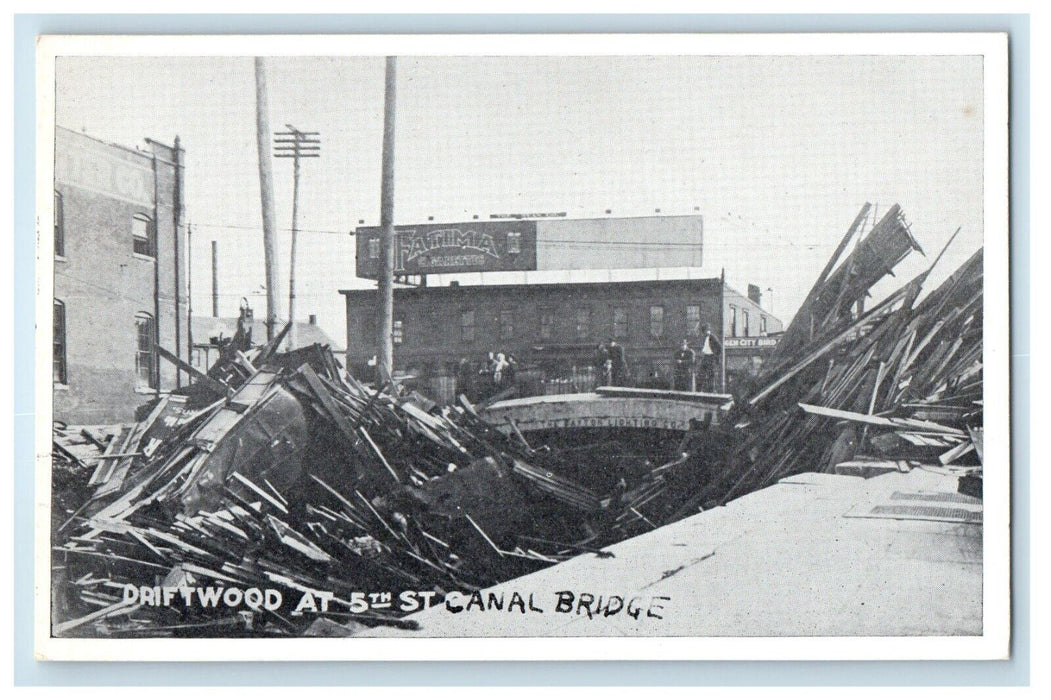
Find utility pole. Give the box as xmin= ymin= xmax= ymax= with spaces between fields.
xmin=377 ymin=56 xmax=398 ymax=384
xmin=187 ymin=222 xmax=193 ymax=368
xmin=720 ymin=267 xmax=727 ymax=393
xmin=274 ymin=124 xmax=320 ymax=350
xmin=254 ymin=57 xmax=280 ymax=341
xmin=211 ymin=240 xmax=219 ymax=317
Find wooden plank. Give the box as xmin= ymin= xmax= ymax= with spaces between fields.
xmin=156 ymin=345 xmax=229 ymax=395
xmin=798 ymin=403 xmax=965 ymax=436
xmin=939 ymin=439 xmax=976 ymax=466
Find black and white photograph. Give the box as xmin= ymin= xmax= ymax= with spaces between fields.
xmin=35 ymin=33 xmax=1010 ymax=660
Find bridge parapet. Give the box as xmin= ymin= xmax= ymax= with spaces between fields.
xmin=481 ymin=388 xmax=733 ymax=435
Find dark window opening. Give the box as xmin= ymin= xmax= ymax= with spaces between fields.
xmin=650 ymin=306 xmax=664 ymax=337
xmin=54 ymin=191 xmax=65 ymax=257
xmin=613 ymin=307 xmax=629 ymax=339
xmin=53 ymin=300 xmax=67 ymax=384
xmin=575 ymin=308 xmax=591 ymax=340
xmin=540 ymin=309 xmax=555 ymax=341
xmin=135 ymin=312 xmax=157 ymax=390
xmin=132 ymin=214 xmax=155 ymax=258
xmin=686 ymin=305 xmax=701 ymax=336
xmin=500 ymin=310 xmax=514 ymax=340
xmin=460 ymin=310 xmax=475 ymax=343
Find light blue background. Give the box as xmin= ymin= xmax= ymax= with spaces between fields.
xmin=13 ymin=13 xmax=1030 ymax=686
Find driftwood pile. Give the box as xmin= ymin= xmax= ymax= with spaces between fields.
xmin=690 ymin=204 xmax=984 ymax=506
xmin=51 ymin=326 xmax=668 ymax=636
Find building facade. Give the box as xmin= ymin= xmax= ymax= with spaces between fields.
xmin=53 ymin=127 xmax=188 ymax=424
xmin=341 ymin=277 xmax=782 ymax=403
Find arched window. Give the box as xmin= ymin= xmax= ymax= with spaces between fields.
xmin=54 ymin=191 xmax=65 ymax=257
xmin=135 ymin=312 xmax=157 ymax=389
xmin=53 ymin=300 xmax=67 ymax=384
xmin=132 ymin=214 xmax=155 ymax=258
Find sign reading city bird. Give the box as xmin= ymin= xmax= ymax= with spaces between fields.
xmin=723 ymin=336 xmax=781 ymax=349
xmin=355 ymin=220 xmax=538 ymax=278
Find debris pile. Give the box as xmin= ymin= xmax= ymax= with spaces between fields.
xmin=690 ymin=204 xmax=984 ymax=506
xmin=52 ymin=325 xmax=681 ymax=636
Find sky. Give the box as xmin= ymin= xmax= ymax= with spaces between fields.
xmin=55 ymin=54 xmax=984 ymax=343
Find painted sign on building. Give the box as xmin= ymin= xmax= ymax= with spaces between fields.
xmin=55 ymin=129 xmax=154 ymax=207
xmin=355 ymin=220 xmax=538 ymax=278
xmin=723 ymin=336 xmax=781 ymax=349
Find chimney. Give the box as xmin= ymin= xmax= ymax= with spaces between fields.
xmin=308 ymin=314 xmax=317 ymax=325
xmin=747 ymin=284 xmax=762 ymax=305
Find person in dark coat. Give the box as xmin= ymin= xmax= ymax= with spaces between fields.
xmin=673 ymin=339 xmax=697 ymax=391
xmin=595 ymin=343 xmax=612 ymax=386
xmin=607 ymin=339 xmax=629 ymax=386
xmin=455 ymin=357 xmax=473 ymax=402
xmin=697 ymin=324 xmax=722 ymax=392
xmin=505 ymin=353 xmax=518 ymax=386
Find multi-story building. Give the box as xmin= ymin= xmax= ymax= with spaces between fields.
xmin=52 ymin=127 xmax=188 ymax=424
xmin=340 ymin=277 xmax=782 ymax=403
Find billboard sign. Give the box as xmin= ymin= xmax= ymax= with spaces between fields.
xmin=355 ymin=220 xmax=538 ymax=278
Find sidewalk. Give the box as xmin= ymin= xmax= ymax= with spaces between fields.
xmin=375 ymin=468 xmax=982 ymax=637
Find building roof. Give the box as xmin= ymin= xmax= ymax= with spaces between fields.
xmin=191 ymin=316 xmax=342 ymax=352
xmin=340 ymin=276 xmax=723 ymax=297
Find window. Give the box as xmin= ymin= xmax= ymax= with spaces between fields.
xmin=613 ymin=308 xmax=629 ymax=339
xmin=132 ymin=214 xmax=155 ymax=258
xmin=460 ymin=310 xmax=475 ymax=343
xmin=53 ymin=300 xmax=67 ymax=384
xmin=728 ymin=305 xmax=738 ymax=337
xmin=575 ymin=308 xmax=591 ymax=340
xmin=760 ymin=315 xmax=767 ymax=335
xmin=54 ymin=191 xmax=64 ymax=257
xmin=649 ymin=306 xmax=664 ymax=338
xmin=540 ymin=308 xmax=555 ymax=341
xmin=367 ymin=238 xmax=380 ymax=259
xmin=135 ymin=312 xmax=157 ymax=389
xmin=506 ymin=231 xmax=521 ymax=254
xmin=686 ymin=305 xmax=701 ymax=337
xmin=500 ymin=310 xmax=514 ymax=340
xmin=743 ymin=309 xmax=750 ymax=337
xmin=392 ymin=319 xmax=404 ymax=345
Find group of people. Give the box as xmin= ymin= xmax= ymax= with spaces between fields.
xmin=594 ymin=339 xmax=631 ymax=386
xmin=456 ymin=351 xmax=519 ymax=401
xmin=672 ymin=324 xmax=722 ymax=392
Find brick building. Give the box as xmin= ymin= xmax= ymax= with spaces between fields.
xmin=340 ymin=277 xmax=782 ymax=403
xmin=53 ymin=127 xmax=188 ymax=423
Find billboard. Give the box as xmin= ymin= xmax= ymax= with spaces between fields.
xmin=355 ymin=220 xmax=538 ymax=278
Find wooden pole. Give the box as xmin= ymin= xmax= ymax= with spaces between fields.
xmin=211 ymin=240 xmax=219 ymax=317
xmin=186 ymin=223 xmax=193 ymax=368
xmin=719 ymin=268 xmax=726 ymax=393
xmin=377 ymin=56 xmax=398 ymax=384
xmin=288 ymin=131 xmax=301 ymax=350
xmin=254 ymin=57 xmax=280 ymax=342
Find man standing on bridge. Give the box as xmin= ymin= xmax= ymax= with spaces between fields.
xmin=697 ymin=324 xmax=722 ymax=392
xmin=673 ymin=339 xmax=697 ymax=391
xmin=607 ymin=338 xmax=630 ymax=386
